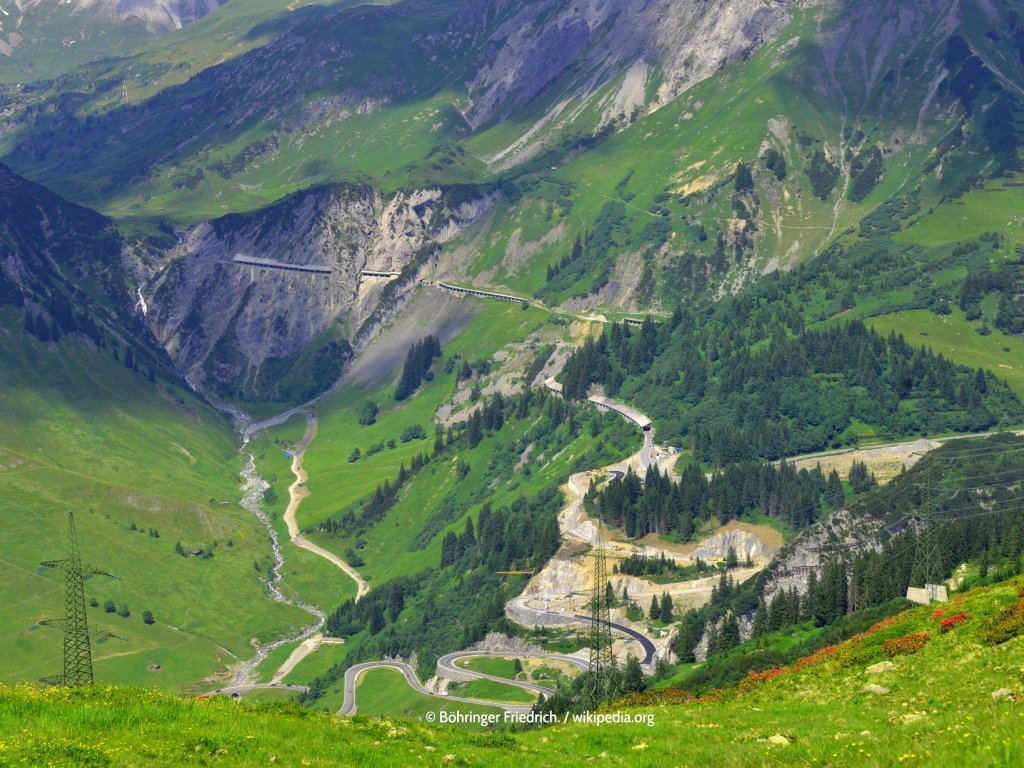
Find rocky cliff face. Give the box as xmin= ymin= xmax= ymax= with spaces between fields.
xmin=462 ymin=0 xmax=793 ymax=130
xmin=60 ymin=0 xmax=221 ymax=32
xmin=145 ymin=183 xmax=496 ymax=402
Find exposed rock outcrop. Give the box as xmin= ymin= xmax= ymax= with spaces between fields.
xmin=69 ymin=0 xmax=224 ymax=32
xmin=462 ymin=0 xmax=793 ymax=131
xmin=145 ymin=183 xmax=497 ymax=401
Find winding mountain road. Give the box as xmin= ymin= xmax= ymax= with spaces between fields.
xmin=436 ymin=650 xmax=591 ymax=699
xmin=338 ymin=661 xmax=538 ymax=716
xmin=571 ymin=616 xmax=657 ymax=664
xmin=239 ymin=333 xmax=661 ymax=714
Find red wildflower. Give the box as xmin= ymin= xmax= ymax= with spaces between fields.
xmin=882 ymin=632 xmax=930 ymax=657
xmin=939 ymin=612 xmax=970 ymax=633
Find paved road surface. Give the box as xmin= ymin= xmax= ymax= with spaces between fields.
xmin=339 ymin=661 xmax=537 ymax=717
xmin=572 ymin=616 xmax=657 ymax=665
xmin=437 ymin=650 xmax=592 ymax=698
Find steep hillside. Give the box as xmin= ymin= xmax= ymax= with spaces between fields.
xmin=3 ymin=575 xmax=1022 ymax=766
xmin=69 ymin=0 xmax=224 ymax=32
xmin=145 ymin=183 xmax=498 ymax=404
xmin=0 ymin=0 xmax=226 ymax=83
xmin=1 ymin=0 xmax=1019 ymax=376
xmin=0 ymin=166 xmax=323 ymax=691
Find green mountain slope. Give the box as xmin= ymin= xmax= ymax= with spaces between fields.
xmin=0 ymin=0 xmax=245 ymax=84
xmin=0 ymin=0 xmax=1018 ymax=400
xmin=3 ymin=575 xmax=1022 ymax=766
xmin=0 ymin=165 xmax=318 ymax=691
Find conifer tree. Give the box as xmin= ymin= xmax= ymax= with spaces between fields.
xmin=659 ymin=592 xmax=674 ymax=622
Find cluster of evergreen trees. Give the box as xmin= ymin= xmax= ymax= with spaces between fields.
xmin=560 ymin=318 xmax=658 ymax=400
xmin=437 ymin=500 xmax=562 ymax=572
xmin=751 ymin=559 xmax=851 ymax=637
xmin=544 ymin=234 xmax=584 ymax=283
xmin=960 ymin=256 xmax=1024 ymax=334
xmin=673 ymin=436 xmax=1024 ymax=662
xmin=308 ymin=389 xmax=602 ymax=686
xmin=587 ymin=460 xmax=852 ymax=541
xmin=463 ymin=393 xmax=505 ymax=448
xmin=614 ymin=552 xmax=692 ymax=580
xmin=535 ymin=202 xmax=626 ymax=301
xmin=23 ymin=304 xmax=104 ymax=346
xmin=312 ymin=486 xmax=564 ymax=699
xmin=648 ymin=592 xmax=675 ymax=622
xmin=560 ymin=313 xmax=1023 ymax=464
xmin=394 ymin=335 xmax=441 ymax=401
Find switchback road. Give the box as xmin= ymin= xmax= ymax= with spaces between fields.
xmin=338 ymin=661 xmax=538 ymax=717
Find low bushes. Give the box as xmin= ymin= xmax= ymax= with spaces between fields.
xmin=982 ymin=588 xmax=1024 ymax=645
xmin=882 ymin=632 xmax=929 ymax=657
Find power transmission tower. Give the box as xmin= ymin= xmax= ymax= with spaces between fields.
xmin=913 ymin=456 xmax=942 ymax=589
xmin=581 ymin=524 xmax=614 ymax=709
xmin=40 ymin=511 xmax=118 ymax=687
xmin=910 ymin=457 xmax=950 ymax=602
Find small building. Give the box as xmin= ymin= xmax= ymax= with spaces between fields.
xmin=906 ymin=584 xmax=948 ymax=605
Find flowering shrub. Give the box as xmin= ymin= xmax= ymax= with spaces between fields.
xmin=793 ymin=642 xmax=842 ymax=670
xmin=736 ymin=644 xmax=846 ymax=693
xmin=983 ymin=599 xmax=1024 ymax=645
xmin=882 ymin=633 xmax=930 ymax=657
xmin=737 ymin=667 xmax=786 ymax=693
xmin=939 ymin=612 xmax=970 ymax=633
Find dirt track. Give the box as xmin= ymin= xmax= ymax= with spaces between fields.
xmin=283 ymin=414 xmax=369 ymax=600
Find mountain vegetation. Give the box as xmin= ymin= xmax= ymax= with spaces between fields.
xmin=586 ymin=460 xmax=844 ymax=541
xmin=5 ymin=574 xmax=1024 ymax=765
xmin=1 ymin=0 xmax=1024 ymax=760
xmin=669 ymin=435 xmax=1024 ymax=673
xmin=561 ymin=313 xmax=1023 ymax=463
xmin=394 ymin=335 xmax=442 ymax=401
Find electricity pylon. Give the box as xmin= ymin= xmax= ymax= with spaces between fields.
xmin=40 ymin=511 xmax=119 ymax=687
xmin=581 ymin=523 xmax=614 ymax=709
xmin=912 ymin=458 xmax=943 ymax=589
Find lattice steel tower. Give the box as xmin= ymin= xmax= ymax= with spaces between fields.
xmin=40 ymin=511 xmax=116 ymax=687
xmin=912 ymin=457 xmax=943 ymax=589
xmin=582 ymin=524 xmax=614 ymax=708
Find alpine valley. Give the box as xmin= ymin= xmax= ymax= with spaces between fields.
xmin=1 ymin=1 xmax=1024 ymax=766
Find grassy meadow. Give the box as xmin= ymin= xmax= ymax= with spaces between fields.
xmin=2 ymin=575 xmax=1023 ymax=765
xmin=0 ymin=316 xmax=312 ymax=692
xmin=352 ymin=666 xmax=503 ymax=723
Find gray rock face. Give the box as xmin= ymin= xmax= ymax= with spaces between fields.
xmin=691 ymin=528 xmax=779 ymax=563
xmin=70 ymin=0 xmax=224 ymax=32
xmin=145 ymin=184 xmax=495 ymax=399
xmin=760 ymin=509 xmax=886 ymax=605
xmin=462 ymin=0 xmax=793 ymax=129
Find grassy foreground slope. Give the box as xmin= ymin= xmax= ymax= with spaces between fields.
xmin=3 ymin=576 xmax=1023 ymax=766
xmin=0 ymin=315 xmax=311 ymax=691
xmin=354 ymin=667 xmax=505 ymax=722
